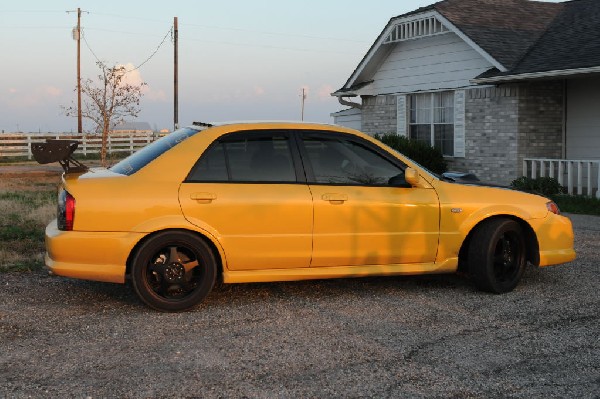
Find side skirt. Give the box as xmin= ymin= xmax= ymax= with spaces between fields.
xmin=222 ymin=258 xmax=458 ymax=284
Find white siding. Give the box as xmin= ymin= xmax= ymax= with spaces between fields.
xmin=453 ymin=90 xmax=465 ymax=157
xmin=371 ymin=33 xmax=493 ymax=94
xmin=396 ymin=95 xmax=407 ymax=136
xmin=332 ymin=108 xmax=362 ymax=131
xmin=567 ymin=76 xmax=600 ymax=160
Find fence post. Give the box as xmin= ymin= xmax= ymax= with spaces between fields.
xmin=567 ymin=162 xmax=573 ymax=195
xmin=586 ymin=162 xmax=592 ymax=197
xmin=26 ymin=134 xmax=32 ymax=160
xmin=596 ymin=161 xmax=600 ymax=199
xmin=577 ymin=162 xmax=583 ymax=195
xmin=130 ymin=135 xmax=134 ymax=154
xmin=558 ymin=161 xmax=564 ymax=186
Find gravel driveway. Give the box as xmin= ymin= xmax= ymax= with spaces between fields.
xmin=1 ymin=214 xmax=598 ymax=398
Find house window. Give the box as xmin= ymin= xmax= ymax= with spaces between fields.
xmin=409 ymin=91 xmax=454 ymax=156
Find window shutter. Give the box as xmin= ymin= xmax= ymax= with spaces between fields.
xmin=396 ymin=95 xmax=407 ymax=137
xmin=453 ymin=90 xmax=466 ymax=158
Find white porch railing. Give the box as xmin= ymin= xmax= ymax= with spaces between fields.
xmin=0 ymin=132 xmax=158 ymax=160
xmin=523 ymin=158 xmax=600 ymax=199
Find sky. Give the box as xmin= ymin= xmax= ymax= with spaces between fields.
xmin=0 ymin=0 xmax=560 ymax=133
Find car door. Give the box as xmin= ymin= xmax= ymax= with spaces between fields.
xmin=299 ymin=132 xmax=440 ymax=267
xmin=179 ymin=130 xmax=313 ymax=270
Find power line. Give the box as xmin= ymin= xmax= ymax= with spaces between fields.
xmin=182 ymin=22 xmax=367 ymax=44
xmin=81 ymin=25 xmax=173 ymax=73
xmin=80 ymin=10 xmax=368 ymax=44
xmin=183 ymin=36 xmax=360 ymax=56
xmin=127 ymin=26 xmax=172 ymax=73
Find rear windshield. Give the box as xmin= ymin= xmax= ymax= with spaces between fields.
xmin=110 ymin=127 xmax=199 ymax=175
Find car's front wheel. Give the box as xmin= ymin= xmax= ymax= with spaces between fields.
xmin=131 ymin=231 xmax=217 ymax=311
xmin=468 ymin=218 xmax=527 ymax=294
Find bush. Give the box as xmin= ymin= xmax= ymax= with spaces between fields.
xmin=374 ymin=133 xmax=447 ymax=175
xmin=511 ymin=176 xmax=564 ymax=196
xmin=550 ymin=194 xmax=600 ymax=215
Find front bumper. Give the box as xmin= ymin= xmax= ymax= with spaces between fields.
xmin=45 ymin=219 xmax=145 ymax=284
xmin=532 ymin=213 xmax=576 ymax=267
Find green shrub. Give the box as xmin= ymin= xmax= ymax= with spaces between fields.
xmin=511 ymin=176 xmax=564 ymax=196
xmin=550 ymin=194 xmax=600 ymax=215
xmin=374 ymin=133 xmax=447 ymax=175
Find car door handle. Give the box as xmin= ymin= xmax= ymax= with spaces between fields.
xmin=190 ymin=192 xmax=217 ymax=203
xmin=322 ymin=193 xmax=348 ymax=204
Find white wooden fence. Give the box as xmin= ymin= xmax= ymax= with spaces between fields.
xmin=0 ymin=132 xmax=158 ymax=160
xmin=523 ymin=158 xmax=600 ymax=199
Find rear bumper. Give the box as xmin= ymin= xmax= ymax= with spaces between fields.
xmin=45 ymin=219 xmax=145 ymax=284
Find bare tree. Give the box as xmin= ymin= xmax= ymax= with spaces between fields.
xmin=64 ymin=62 xmax=146 ymax=165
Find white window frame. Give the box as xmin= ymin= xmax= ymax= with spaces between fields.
xmin=397 ymin=90 xmax=465 ymax=158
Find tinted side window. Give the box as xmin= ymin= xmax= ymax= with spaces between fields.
xmin=301 ymin=137 xmax=404 ymax=186
xmin=189 ymin=143 xmax=228 ymax=181
xmin=188 ymin=134 xmax=297 ymax=183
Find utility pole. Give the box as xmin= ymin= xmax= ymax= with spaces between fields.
xmin=77 ymin=8 xmax=82 ymax=133
xmin=174 ymin=17 xmax=179 ymax=131
xmin=67 ymin=8 xmax=86 ymax=133
xmin=300 ymin=88 xmax=307 ymax=121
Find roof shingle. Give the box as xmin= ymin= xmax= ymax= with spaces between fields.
xmin=434 ymin=0 xmax=563 ymax=70
xmin=509 ymin=0 xmax=600 ymax=74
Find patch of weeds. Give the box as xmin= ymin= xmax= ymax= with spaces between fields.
xmin=0 ymin=224 xmax=41 ymax=241
xmin=0 ymin=178 xmax=55 ymax=273
xmin=0 ymin=190 xmax=56 ymax=206
xmin=1 ymin=260 xmax=43 ymax=272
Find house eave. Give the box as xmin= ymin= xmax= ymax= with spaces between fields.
xmin=335 ymin=9 xmax=507 ymax=94
xmin=331 ymin=91 xmax=357 ymax=97
xmin=471 ymin=66 xmax=600 ymax=84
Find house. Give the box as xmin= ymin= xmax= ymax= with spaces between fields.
xmin=111 ymin=122 xmax=153 ymax=135
xmin=332 ymin=0 xmax=600 ymax=195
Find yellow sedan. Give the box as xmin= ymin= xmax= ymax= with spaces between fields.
xmin=40 ymin=122 xmax=575 ymax=311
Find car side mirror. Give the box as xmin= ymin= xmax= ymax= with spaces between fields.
xmin=405 ymin=167 xmax=420 ymax=187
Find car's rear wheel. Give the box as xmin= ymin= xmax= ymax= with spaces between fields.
xmin=131 ymin=231 xmax=217 ymax=311
xmin=468 ymin=218 xmax=526 ymax=294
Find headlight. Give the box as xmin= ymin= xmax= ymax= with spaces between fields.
xmin=546 ymin=201 xmax=560 ymax=215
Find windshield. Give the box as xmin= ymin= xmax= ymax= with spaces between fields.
xmin=110 ymin=127 xmax=199 ymax=175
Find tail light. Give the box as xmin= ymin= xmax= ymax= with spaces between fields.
xmin=58 ymin=190 xmax=76 ymax=231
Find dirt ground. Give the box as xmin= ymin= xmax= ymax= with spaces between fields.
xmin=0 ymin=211 xmax=598 ymax=398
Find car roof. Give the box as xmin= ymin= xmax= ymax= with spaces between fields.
xmin=190 ymin=120 xmax=343 ymax=130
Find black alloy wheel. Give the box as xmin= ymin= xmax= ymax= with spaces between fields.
xmin=468 ymin=218 xmax=527 ymax=294
xmin=131 ymin=231 xmax=217 ymax=311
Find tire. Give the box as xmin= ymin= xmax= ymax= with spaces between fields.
xmin=468 ymin=218 xmax=527 ymax=294
xmin=131 ymin=231 xmax=217 ymax=311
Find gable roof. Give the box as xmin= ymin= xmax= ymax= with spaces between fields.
xmin=335 ymin=0 xmax=600 ymax=95
xmin=475 ymin=0 xmax=600 ymax=82
xmin=435 ymin=0 xmax=562 ymax=71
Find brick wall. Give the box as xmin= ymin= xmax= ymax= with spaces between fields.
xmin=360 ymin=95 xmax=397 ymax=135
xmin=448 ymin=83 xmax=564 ymax=185
xmin=360 ymin=83 xmax=564 ymax=186
xmin=447 ymin=86 xmax=520 ymax=185
xmin=517 ymin=81 xmax=564 ymax=165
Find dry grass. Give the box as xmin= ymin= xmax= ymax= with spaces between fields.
xmin=0 ymin=169 xmax=60 ymax=272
